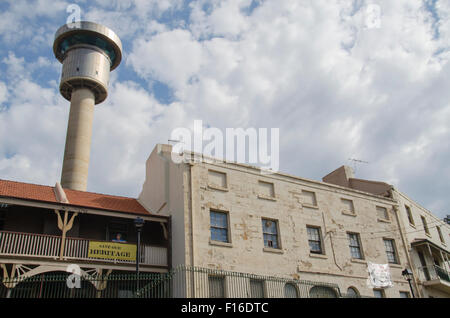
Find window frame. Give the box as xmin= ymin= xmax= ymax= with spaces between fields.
xmin=436 ymin=226 xmax=445 ymax=245
xmin=210 ymin=210 xmax=231 ymax=244
xmin=405 ymin=205 xmax=415 ymax=226
xmin=346 ymin=287 xmax=360 ymax=298
xmin=341 ymin=198 xmax=355 ymax=216
xmin=399 ymin=291 xmax=411 ymax=298
xmin=383 ymin=238 xmax=399 ymax=264
xmin=309 ymin=286 xmax=338 ymax=298
xmin=347 ymin=232 xmax=364 ymax=260
xmin=376 ymin=206 xmax=389 ymax=221
xmin=421 ymin=216 xmax=430 ymax=236
xmin=373 ymin=289 xmax=386 ymax=298
xmin=207 ymin=169 xmax=228 ymax=191
xmin=258 ymin=180 xmax=276 ymax=200
xmin=261 ymin=218 xmax=281 ymax=249
xmin=284 ymin=282 xmax=299 ymax=298
xmin=301 ymin=190 xmax=318 ymax=208
xmin=307 ymin=226 xmax=324 ymax=255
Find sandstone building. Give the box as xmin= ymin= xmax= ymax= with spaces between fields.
xmin=138 ymin=144 xmax=450 ymax=298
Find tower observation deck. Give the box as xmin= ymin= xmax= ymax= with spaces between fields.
xmin=53 ymin=22 xmax=122 ymax=191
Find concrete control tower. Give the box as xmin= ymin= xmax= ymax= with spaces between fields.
xmin=53 ymin=22 xmax=122 ymax=191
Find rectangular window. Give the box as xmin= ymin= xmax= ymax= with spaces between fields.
xmin=210 ymin=210 xmax=229 ymax=243
xmin=208 ymin=170 xmax=227 ymax=188
xmin=376 ymin=206 xmax=389 ymax=220
xmin=399 ymin=291 xmax=410 ymax=298
xmin=262 ymin=219 xmax=280 ymax=249
xmin=250 ymin=279 xmax=265 ymax=298
xmin=405 ymin=205 xmax=415 ymax=226
xmin=341 ymin=199 xmax=355 ymax=214
xmin=302 ymin=190 xmax=317 ymax=207
xmin=209 ymin=276 xmax=225 ymax=298
xmin=421 ymin=216 xmax=430 ymax=235
xmin=437 ymin=226 xmax=445 ymax=244
xmin=347 ymin=232 xmax=364 ymax=259
xmin=307 ymin=226 xmax=323 ymax=254
xmin=373 ymin=289 xmax=385 ymax=298
xmin=383 ymin=239 xmax=399 ymax=264
xmin=258 ymin=181 xmax=275 ymax=198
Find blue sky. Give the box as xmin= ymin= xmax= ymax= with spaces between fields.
xmin=0 ymin=0 xmax=450 ymax=219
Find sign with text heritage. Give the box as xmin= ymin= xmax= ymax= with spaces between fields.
xmin=88 ymin=241 xmax=136 ymax=261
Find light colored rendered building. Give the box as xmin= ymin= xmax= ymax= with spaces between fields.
xmin=322 ymin=166 xmax=450 ymax=297
xmin=138 ymin=144 xmax=449 ymax=298
xmin=392 ymin=191 xmax=449 ymax=297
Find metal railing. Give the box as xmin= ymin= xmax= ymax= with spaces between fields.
xmin=417 ymin=265 xmax=450 ymax=283
xmin=0 ymin=265 xmax=349 ymax=298
xmin=169 ymin=266 xmax=343 ymax=298
xmin=0 ymin=231 xmax=60 ymax=259
xmin=0 ymin=272 xmax=167 ymax=298
xmin=0 ymin=231 xmax=167 ymax=267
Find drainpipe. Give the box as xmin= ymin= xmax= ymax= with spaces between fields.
xmin=188 ymin=162 xmax=196 ymax=297
xmin=322 ymin=212 xmax=342 ymax=271
xmin=392 ymin=200 xmax=423 ymax=298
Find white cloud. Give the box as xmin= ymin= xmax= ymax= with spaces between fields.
xmin=0 ymin=82 xmax=7 ymax=106
xmin=1 ymin=0 xmax=450 ymax=219
xmin=128 ymin=29 xmax=204 ymax=89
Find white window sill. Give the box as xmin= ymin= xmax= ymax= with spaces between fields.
xmin=263 ymin=247 xmax=283 ymax=254
xmin=389 ymin=263 xmax=402 ymax=269
xmin=342 ymin=211 xmax=356 ymax=217
xmin=309 ymin=253 xmax=327 ymax=259
xmin=257 ymin=194 xmax=277 ymax=201
xmin=302 ymin=204 xmax=319 ymax=210
xmin=208 ymin=184 xmax=229 ymax=192
xmin=351 ymin=258 xmax=367 ymax=264
xmin=377 ymin=218 xmax=391 ymax=223
xmin=209 ymin=239 xmax=233 ymax=248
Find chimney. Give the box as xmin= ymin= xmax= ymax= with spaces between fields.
xmin=54 ymin=182 xmax=69 ymax=204
xmin=322 ymin=165 xmax=354 ymax=188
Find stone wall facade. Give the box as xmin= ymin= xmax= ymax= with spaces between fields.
xmin=139 ymin=144 xmax=449 ymax=298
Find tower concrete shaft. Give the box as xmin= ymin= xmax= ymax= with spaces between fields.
xmin=61 ymin=88 xmax=95 ymax=191
xmin=53 ymin=21 xmax=122 ymax=191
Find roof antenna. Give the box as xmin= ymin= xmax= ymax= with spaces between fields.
xmin=348 ymin=158 xmax=369 ymax=174
xmin=168 ymin=139 xmax=181 ymax=145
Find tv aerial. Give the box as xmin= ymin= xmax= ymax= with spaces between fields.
xmin=348 ymin=158 xmax=369 ymax=173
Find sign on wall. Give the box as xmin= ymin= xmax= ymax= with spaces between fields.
xmin=367 ymin=262 xmax=393 ymax=288
xmin=88 ymin=241 xmax=136 ymax=261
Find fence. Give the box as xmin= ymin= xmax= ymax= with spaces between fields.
xmin=169 ymin=266 xmax=343 ymax=298
xmin=0 ymin=265 xmax=351 ymax=298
